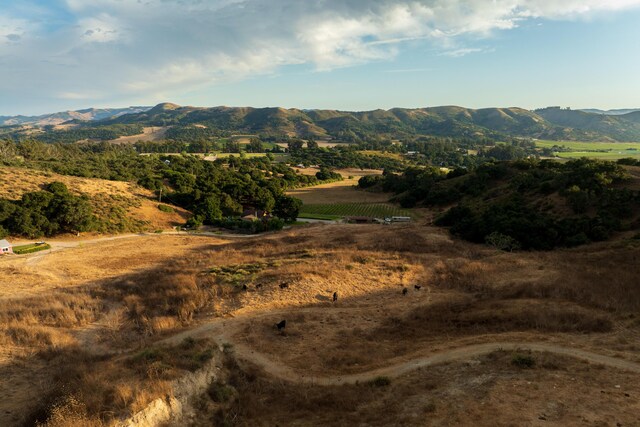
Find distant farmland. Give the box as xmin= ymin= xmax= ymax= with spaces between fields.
xmin=536 ymin=140 xmax=640 ymax=160
xmin=299 ymin=203 xmax=413 ymax=220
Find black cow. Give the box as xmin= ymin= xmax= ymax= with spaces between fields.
xmin=333 ymin=292 xmax=338 ymax=302
xmin=279 ymin=282 xmax=289 ymax=289
xmin=255 ymin=283 xmax=263 ymax=289
xmin=275 ymin=320 xmax=286 ymax=331
xmin=414 ymin=285 xmax=421 ymax=291
xmin=402 ymin=287 xmax=408 ymax=296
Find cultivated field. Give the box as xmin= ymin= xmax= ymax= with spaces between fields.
xmin=109 ymin=126 xmax=170 ymax=144
xmin=287 ymin=168 xmax=387 ymax=205
xmin=287 ymin=168 xmax=420 ymax=220
xmin=299 ymin=203 xmax=412 ymax=220
xmin=1 ymin=223 xmax=639 ymax=426
xmin=536 ymin=140 xmax=640 ymax=160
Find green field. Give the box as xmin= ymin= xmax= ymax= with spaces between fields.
xmin=299 ymin=203 xmax=413 ymax=220
xmin=211 ymin=153 xmax=290 ymax=162
xmin=12 ymin=243 xmax=51 ymax=255
xmin=536 ymin=140 xmax=640 ymax=160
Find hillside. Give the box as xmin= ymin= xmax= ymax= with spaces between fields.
xmin=535 ymin=107 xmax=640 ymax=141
xmin=367 ymin=159 xmax=640 ymax=250
xmin=8 ymin=103 xmax=640 ymax=143
xmin=0 ymin=167 xmax=188 ymax=234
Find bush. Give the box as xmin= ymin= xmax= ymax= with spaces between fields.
xmin=207 ymin=382 xmax=235 ymax=403
xmin=368 ymin=376 xmax=391 ymax=387
xmin=511 ymin=354 xmax=535 ymax=368
xmin=358 ymin=175 xmax=383 ymax=189
xmin=485 ymin=232 xmax=521 ymax=252
xmin=157 ymin=204 xmax=174 ymax=213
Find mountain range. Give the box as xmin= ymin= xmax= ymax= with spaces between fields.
xmin=4 ymin=103 xmax=640 ymax=142
xmin=578 ymin=108 xmax=640 ymax=115
xmin=0 ymin=106 xmax=151 ymax=127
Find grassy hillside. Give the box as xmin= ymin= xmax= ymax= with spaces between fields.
xmin=10 ymin=103 xmax=640 ymax=144
xmin=0 ymin=167 xmax=188 ymax=234
xmin=368 ymin=159 xmax=640 ymax=249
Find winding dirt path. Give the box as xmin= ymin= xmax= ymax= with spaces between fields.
xmin=161 ymin=313 xmax=640 ymax=386
xmin=224 ymin=340 xmax=640 ymax=386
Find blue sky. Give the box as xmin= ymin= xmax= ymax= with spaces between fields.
xmin=1 ymin=0 xmax=640 ymax=115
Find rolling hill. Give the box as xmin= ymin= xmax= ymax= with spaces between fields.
xmin=6 ymin=104 xmax=640 ymax=142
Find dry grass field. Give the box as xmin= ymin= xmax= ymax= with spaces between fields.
xmin=0 ymin=223 xmax=639 ymax=426
xmin=108 ymin=127 xmax=169 ymax=144
xmin=287 ymin=168 xmax=387 ymax=204
xmin=0 ymin=167 xmax=189 ymax=232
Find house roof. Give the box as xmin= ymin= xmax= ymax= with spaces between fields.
xmin=0 ymin=239 xmax=11 ymax=248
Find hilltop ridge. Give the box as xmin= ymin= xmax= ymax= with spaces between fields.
xmin=5 ymin=103 xmax=640 ymax=142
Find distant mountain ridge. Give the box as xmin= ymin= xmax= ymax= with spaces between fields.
xmin=5 ymin=103 xmax=640 ymax=142
xmin=0 ymin=106 xmax=152 ymax=126
xmin=579 ymin=108 xmax=640 ymax=115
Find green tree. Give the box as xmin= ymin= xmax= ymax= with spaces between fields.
xmin=273 ymin=195 xmax=302 ymax=222
xmin=247 ymin=138 xmax=264 ymax=153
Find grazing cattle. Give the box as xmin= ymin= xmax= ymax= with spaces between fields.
xmin=402 ymin=287 xmax=408 ymax=296
xmin=242 ymin=284 xmax=248 ymax=291
xmin=275 ymin=320 xmax=286 ymax=331
xmin=414 ymin=285 xmax=421 ymax=291
xmin=255 ymin=283 xmax=263 ymax=289
xmin=332 ymin=292 xmax=338 ymax=302
xmin=279 ymin=282 xmax=289 ymax=289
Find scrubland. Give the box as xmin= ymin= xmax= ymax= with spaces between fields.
xmin=0 ymin=223 xmax=639 ymax=426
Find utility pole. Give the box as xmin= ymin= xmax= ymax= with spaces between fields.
xmin=158 ymin=188 xmax=162 ymax=203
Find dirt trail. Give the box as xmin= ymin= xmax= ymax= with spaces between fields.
xmin=161 ymin=313 xmax=640 ymax=386
xmin=6 ymin=230 xmax=262 ymax=259
xmin=227 ymin=339 xmax=640 ymax=385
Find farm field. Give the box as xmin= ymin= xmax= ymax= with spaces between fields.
xmin=11 ymin=243 xmax=51 ymax=255
xmin=1 ymin=224 xmax=639 ymax=426
xmin=536 ymin=140 xmax=640 ymax=160
xmin=108 ymin=126 xmax=169 ymax=144
xmin=358 ymin=149 xmax=405 ymax=160
xmin=287 ymin=169 xmax=387 ymax=204
xmin=299 ymin=203 xmax=413 ymax=220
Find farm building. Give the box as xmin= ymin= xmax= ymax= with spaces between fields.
xmin=0 ymin=239 xmax=13 ymax=255
xmin=241 ymin=207 xmax=271 ymax=221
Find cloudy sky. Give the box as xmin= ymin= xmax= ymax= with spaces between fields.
xmin=1 ymin=0 xmax=640 ymax=115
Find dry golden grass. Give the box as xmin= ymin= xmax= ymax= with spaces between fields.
xmin=0 ymin=234 xmax=226 ymax=299
xmin=1 ymin=223 xmax=639 ymax=426
xmin=20 ymin=338 xmax=216 ymax=426
xmin=192 ymin=350 xmax=640 ymax=427
xmin=108 ymin=126 xmax=169 ymax=144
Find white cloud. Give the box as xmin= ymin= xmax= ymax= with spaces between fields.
xmin=1 ymin=0 xmax=640 ymax=112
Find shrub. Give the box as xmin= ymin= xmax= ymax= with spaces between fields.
xmin=208 ymin=382 xmax=235 ymax=403
xmin=157 ymin=204 xmax=174 ymax=213
xmin=485 ymin=232 xmax=521 ymax=252
xmin=12 ymin=243 xmax=51 ymax=255
xmin=368 ymin=376 xmax=391 ymax=387
xmin=511 ymin=354 xmax=535 ymax=368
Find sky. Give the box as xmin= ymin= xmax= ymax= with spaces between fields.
xmin=1 ymin=0 xmax=640 ymax=116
